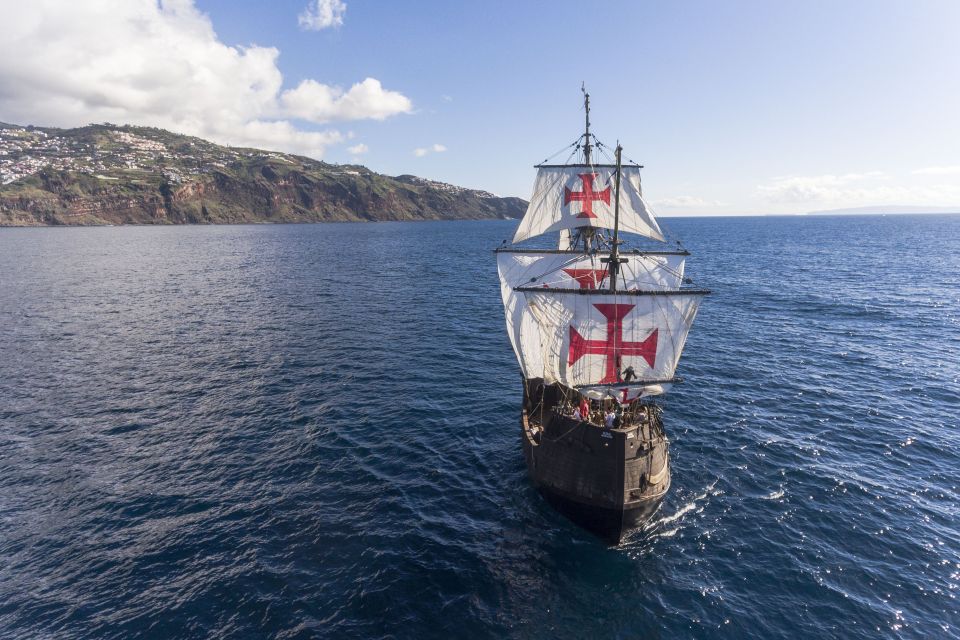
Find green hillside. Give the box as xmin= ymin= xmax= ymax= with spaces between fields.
xmin=0 ymin=123 xmax=526 ymax=226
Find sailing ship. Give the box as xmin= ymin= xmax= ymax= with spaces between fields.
xmin=495 ymin=89 xmax=708 ymax=542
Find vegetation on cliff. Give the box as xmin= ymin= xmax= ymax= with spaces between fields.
xmin=0 ymin=123 xmax=526 ymax=226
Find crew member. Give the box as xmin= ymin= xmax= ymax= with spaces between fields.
xmin=604 ymin=409 xmax=616 ymax=429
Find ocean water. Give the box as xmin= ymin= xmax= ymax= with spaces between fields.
xmin=0 ymin=215 xmax=958 ymax=639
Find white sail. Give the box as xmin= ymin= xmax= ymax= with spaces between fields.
xmin=521 ymin=290 xmax=704 ymax=401
xmin=497 ymin=251 xmax=685 ymax=292
xmin=496 ymin=253 xmax=545 ymax=378
xmin=513 ymin=165 xmax=664 ymax=244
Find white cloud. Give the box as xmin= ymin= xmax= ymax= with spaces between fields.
xmin=281 ymin=78 xmax=412 ymax=123
xmin=757 ymin=172 xmax=884 ymax=203
xmin=756 ymin=172 xmax=960 ymax=208
xmin=298 ymin=0 xmax=346 ymax=31
xmin=0 ymin=0 xmax=410 ymax=159
xmin=413 ymin=143 xmax=447 ymax=157
xmin=347 ymin=143 xmax=368 ymax=155
xmin=229 ymin=120 xmax=344 ymax=158
xmin=653 ymin=195 xmax=725 ymax=208
xmin=912 ymin=165 xmax=960 ymax=176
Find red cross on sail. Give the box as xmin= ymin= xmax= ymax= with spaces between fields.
xmin=561 ymin=268 xmax=608 ymax=290
xmin=563 ymin=173 xmax=610 ymax=219
xmin=567 ymin=303 xmax=658 ymax=384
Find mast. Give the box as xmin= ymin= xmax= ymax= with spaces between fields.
xmin=582 ymin=83 xmax=592 ymax=165
xmin=514 ymin=88 xmax=666 ymax=247
xmin=604 ymin=144 xmax=627 ymax=292
xmin=578 ymin=84 xmax=594 ymax=252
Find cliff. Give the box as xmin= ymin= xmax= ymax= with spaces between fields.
xmin=0 ymin=123 xmax=526 ymax=226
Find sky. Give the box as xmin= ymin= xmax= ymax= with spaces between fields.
xmin=2 ymin=0 xmax=959 ymax=215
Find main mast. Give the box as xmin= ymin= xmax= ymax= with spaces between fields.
xmin=577 ymin=84 xmax=595 ymax=253
xmin=582 ymin=83 xmax=592 ymax=165
xmin=603 ymin=144 xmax=626 ymax=292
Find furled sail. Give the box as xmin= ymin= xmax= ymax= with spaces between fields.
xmin=518 ymin=289 xmax=705 ymax=401
xmin=513 ymin=165 xmax=664 ymax=244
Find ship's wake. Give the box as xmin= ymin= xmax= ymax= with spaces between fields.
xmin=620 ymin=478 xmax=721 ymax=550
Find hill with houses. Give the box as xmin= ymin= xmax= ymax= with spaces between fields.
xmin=0 ymin=123 xmax=526 ymax=226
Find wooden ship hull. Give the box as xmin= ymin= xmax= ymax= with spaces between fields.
xmin=520 ymin=380 xmax=670 ymax=543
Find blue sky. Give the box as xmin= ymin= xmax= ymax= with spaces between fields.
xmin=3 ymin=0 xmax=959 ymax=214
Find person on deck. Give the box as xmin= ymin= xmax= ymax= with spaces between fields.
xmin=604 ymin=409 xmax=615 ymax=429
xmin=622 ymin=366 xmax=637 ymax=382
xmin=637 ymin=405 xmax=649 ymax=425
xmin=579 ymin=397 xmax=590 ymax=423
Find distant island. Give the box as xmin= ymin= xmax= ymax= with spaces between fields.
xmin=0 ymin=123 xmax=527 ymax=226
xmin=806 ymin=205 xmax=960 ymax=216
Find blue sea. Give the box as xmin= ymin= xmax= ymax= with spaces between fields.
xmin=1 ymin=215 xmax=958 ymax=639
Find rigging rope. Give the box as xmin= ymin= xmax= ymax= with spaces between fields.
xmin=539 ymin=383 xmax=546 ymax=427
xmin=542 ymin=418 xmax=585 ymax=443
xmin=538 ymin=139 xmax=580 ymax=165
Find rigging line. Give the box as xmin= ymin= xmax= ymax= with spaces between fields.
xmin=596 ymin=141 xmax=616 ymax=165
xmin=539 ymin=383 xmax=545 ymax=426
xmin=521 ymin=248 xmax=609 ymax=284
xmin=538 ymin=139 xmax=580 ymax=165
xmin=542 ymin=416 xmax=586 ymax=443
xmin=657 ymin=222 xmax=687 ymax=252
xmin=635 ymin=254 xmax=685 ymax=280
xmin=517 ymin=147 xmax=587 ymax=221
xmin=594 ymin=138 xmax=642 ymax=167
xmin=596 ymin=140 xmax=636 ymax=166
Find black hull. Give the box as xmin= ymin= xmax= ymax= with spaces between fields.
xmin=536 ymin=485 xmax=665 ymax=544
xmin=521 ymin=381 xmax=671 ymax=544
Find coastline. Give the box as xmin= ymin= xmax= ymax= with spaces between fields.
xmin=4 ymin=210 xmax=959 ymax=229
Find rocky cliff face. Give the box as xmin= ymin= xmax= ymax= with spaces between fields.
xmin=0 ymin=123 xmax=527 ymax=226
